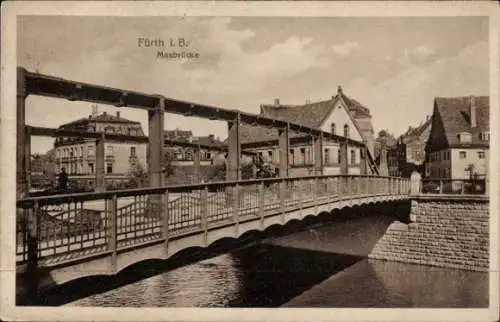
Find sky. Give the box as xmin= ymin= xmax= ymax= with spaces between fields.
xmin=18 ymin=16 xmax=489 ymax=154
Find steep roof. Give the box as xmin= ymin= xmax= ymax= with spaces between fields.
xmin=400 ymin=118 xmax=432 ymax=142
xmin=435 ymin=96 xmax=489 ymax=147
xmin=60 ymin=112 xmax=140 ymax=128
xmin=339 ymin=92 xmax=372 ymax=118
xmin=90 ymin=113 xmax=141 ymax=124
xmin=240 ymin=88 xmax=372 ymax=144
xmin=195 ymin=135 xmax=224 ymax=147
xmin=165 ymin=129 xmax=194 ymax=141
xmin=260 ymin=100 xmax=333 ymax=129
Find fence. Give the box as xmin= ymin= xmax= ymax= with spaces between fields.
xmin=420 ymin=179 xmax=487 ymax=195
xmin=16 ymin=174 xmax=410 ymax=266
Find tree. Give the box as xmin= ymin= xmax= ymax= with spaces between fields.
xmin=465 ymin=164 xmax=475 ymax=179
xmin=127 ymin=150 xmax=177 ymax=188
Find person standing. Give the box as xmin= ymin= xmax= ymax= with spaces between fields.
xmin=58 ymin=167 xmax=68 ymax=192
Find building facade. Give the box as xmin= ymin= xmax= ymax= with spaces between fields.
xmin=53 ymin=107 xmax=148 ymax=185
xmin=425 ymin=96 xmax=489 ymax=180
xmin=164 ymin=129 xmax=224 ymax=166
xmin=387 ymin=117 xmax=431 ymax=177
xmin=239 ymin=86 xmax=377 ymax=176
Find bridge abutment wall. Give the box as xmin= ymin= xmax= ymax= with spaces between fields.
xmin=369 ymin=195 xmax=489 ymax=272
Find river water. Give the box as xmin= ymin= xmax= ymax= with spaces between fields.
xmin=59 ymin=214 xmax=488 ymax=308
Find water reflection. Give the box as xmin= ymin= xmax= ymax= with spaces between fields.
xmin=283 ymin=259 xmax=488 ymax=308
xmin=65 ymin=213 xmax=488 ymax=308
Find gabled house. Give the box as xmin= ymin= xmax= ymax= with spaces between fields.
xmin=239 ymin=86 xmax=377 ymax=177
xmin=425 ymin=96 xmax=489 ymax=179
xmin=387 ymin=117 xmax=432 ymax=177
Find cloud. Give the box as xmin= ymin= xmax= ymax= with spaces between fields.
xmin=23 ymin=17 xmax=339 ymax=153
xmin=329 ymin=41 xmax=360 ymax=57
xmin=348 ymin=41 xmax=488 ymax=136
xmin=398 ymin=44 xmax=436 ymax=67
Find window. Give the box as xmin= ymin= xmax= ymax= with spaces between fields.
xmin=186 ymin=152 xmax=193 ymax=160
xmin=88 ymin=163 xmax=94 ymax=173
xmin=478 ymin=151 xmax=485 ymax=159
xmin=459 ymin=151 xmax=467 ymax=159
xmin=337 ymin=148 xmax=341 ymax=164
xmin=458 ymin=132 xmax=472 ymax=144
xmin=268 ymin=150 xmax=273 ymax=162
xmin=106 ymin=145 xmax=114 ymax=155
xmin=106 ymin=163 xmax=113 ymax=174
xmin=343 ymin=124 xmax=349 ymax=138
xmin=331 ymin=123 xmax=336 ymax=135
xmin=88 ymin=145 xmax=94 ymax=156
xmin=130 ymin=146 xmax=136 ymax=157
xmin=324 ymin=148 xmax=330 ymax=164
xmin=350 ymin=150 xmax=356 ymax=165
xmin=206 ymin=152 xmax=212 ymax=159
xmin=289 ymin=149 xmax=295 ymax=165
xmin=479 ymin=132 xmax=490 ymax=141
xmin=300 ymin=148 xmax=306 ymax=164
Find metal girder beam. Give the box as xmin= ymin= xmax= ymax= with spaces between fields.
xmin=21 ymin=68 xmax=365 ymax=148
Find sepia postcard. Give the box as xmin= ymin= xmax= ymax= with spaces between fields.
xmin=1 ymin=1 xmax=499 ymax=321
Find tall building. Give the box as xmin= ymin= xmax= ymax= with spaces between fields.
xmin=239 ymin=86 xmax=377 ymax=176
xmin=425 ymin=96 xmax=489 ymax=179
xmin=53 ymin=105 xmax=147 ymax=185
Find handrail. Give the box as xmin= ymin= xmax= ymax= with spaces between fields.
xmin=17 ymin=174 xmax=409 ymax=207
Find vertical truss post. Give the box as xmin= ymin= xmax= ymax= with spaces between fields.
xmin=193 ymin=144 xmax=201 ymax=184
xmin=227 ymin=113 xmax=241 ymax=181
xmin=278 ymin=123 xmax=290 ymax=178
xmin=360 ymin=142 xmax=367 ymax=175
xmin=339 ymin=141 xmax=348 ymax=175
xmin=17 ymin=67 xmax=27 ymax=198
xmin=95 ymin=133 xmax=105 ymax=192
xmin=313 ymin=133 xmax=324 ymax=176
xmin=148 ymin=96 xmax=165 ymax=188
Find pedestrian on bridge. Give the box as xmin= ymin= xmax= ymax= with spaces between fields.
xmin=58 ymin=167 xmax=68 ymax=192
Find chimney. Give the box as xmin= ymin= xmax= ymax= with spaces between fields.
xmin=116 ymin=111 xmax=121 ymax=118
xmin=470 ymin=96 xmax=477 ymax=128
xmin=103 ymin=111 xmax=107 ymax=116
xmin=274 ymin=98 xmax=280 ymax=106
xmin=209 ymin=134 xmax=215 ymax=142
xmin=92 ymin=104 xmax=98 ymax=116
xmin=337 ymin=85 xmax=343 ymax=95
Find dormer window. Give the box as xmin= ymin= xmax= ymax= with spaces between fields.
xmin=458 ymin=132 xmax=472 ymax=144
xmin=479 ymin=131 xmax=490 ymax=141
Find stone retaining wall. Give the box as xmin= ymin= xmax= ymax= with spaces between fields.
xmin=369 ymin=195 xmax=489 ymax=272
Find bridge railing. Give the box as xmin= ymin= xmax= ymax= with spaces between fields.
xmin=420 ymin=178 xmax=487 ymax=195
xmin=16 ymin=174 xmax=410 ymax=266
